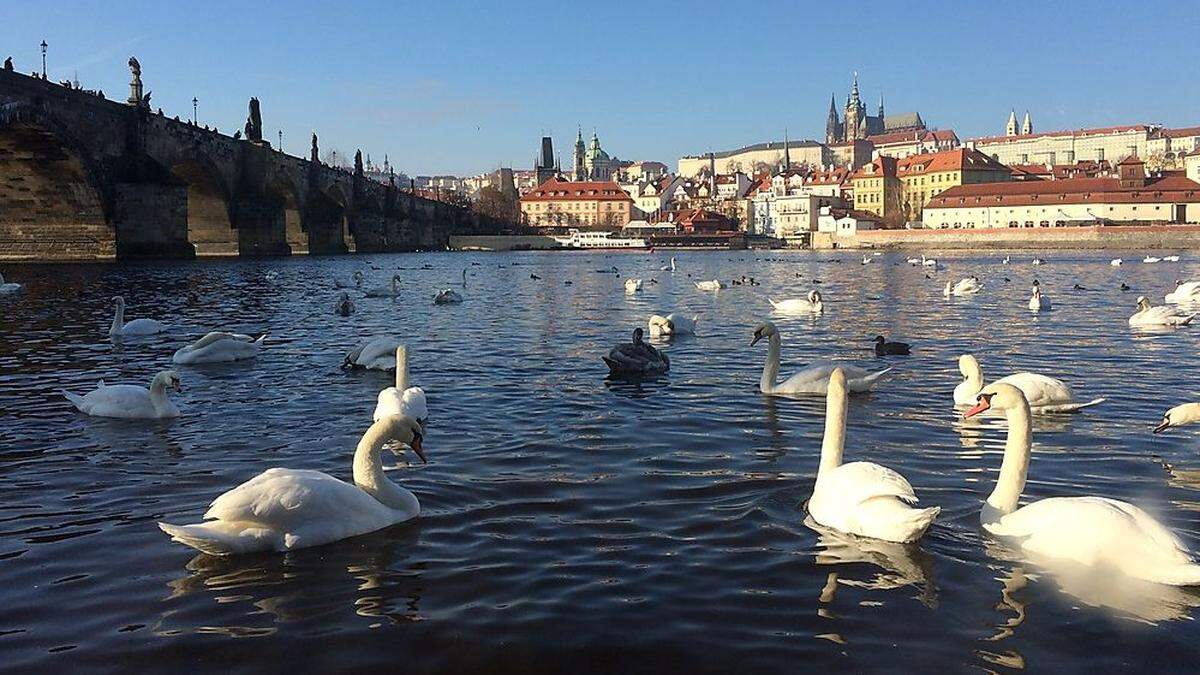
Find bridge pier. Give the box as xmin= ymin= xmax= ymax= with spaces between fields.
xmin=233 ymin=197 xmax=291 ymax=256
xmin=111 ymin=182 xmax=194 ymax=259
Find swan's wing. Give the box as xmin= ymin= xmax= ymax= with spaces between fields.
xmin=359 ymin=336 xmax=400 ymax=366
xmin=204 ymin=468 xmax=383 ymax=532
xmin=997 ymin=373 xmax=1072 ymax=407
xmin=85 ymin=384 xmax=152 ymax=410
xmin=821 ymin=461 xmax=919 ymax=507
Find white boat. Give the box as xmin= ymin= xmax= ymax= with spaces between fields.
xmin=552 ymin=230 xmax=648 ymax=250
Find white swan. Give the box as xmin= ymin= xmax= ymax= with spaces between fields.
xmin=624 ymin=278 xmax=643 ymax=293
xmin=921 ymin=255 xmax=939 ymax=268
xmin=374 ymin=345 xmax=428 ymax=424
xmin=943 ymin=277 xmax=982 ymax=297
xmin=660 ymin=257 xmax=677 ymax=272
xmin=0 ymin=271 xmax=22 ymax=294
xmin=1154 ymin=402 xmax=1200 ymax=433
xmin=1144 ymin=256 xmax=1162 ymax=264
xmin=648 ymin=312 xmax=699 ymax=337
xmin=769 ymin=290 xmax=824 ymax=314
xmin=1028 ymin=287 xmax=1050 ymax=312
xmin=1129 ymin=296 xmax=1195 ymax=327
xmin=1165 ymin=280 xmax=1200 ymax=304
xmin=694 ymin=279 xmax=724 ymax=291
xmin=861 ymin=254 xmax=872 ymax=265
xmin=108 ymin=296 xmax=166 ymax=336
xmin=1031 ymin=258 xmax=1045 ymax=265
xmin=334 ymin=270 xmax=364 ymax=289
xmin=906 ymin=257 xmax=921 ymax=265
xmin=809 ymin=368 xmax=939 ymax=543
xmin=953 ymin=354 xmax=1104 ymax=412
xmin=1110 ymin=258 xmax=1123 ymax=266
xmin=173 ymin=331 xmax=265 ymax=364
xmin=159 ymin=415 xmax=425 ymax=555
xmin=63 ymin=370 xmax=181 ymax=419
xmin=364 ymin=274 xmax=403 ymax=298
xmin=433 ymin=289 xmax=463 ymax=304
xmin=751 ymin=321 xmax=890 ymax=395
xmin=964 ymin=383 xmax=1200 ymax=586
xmin=1002 ymin=256 xmax=1011 ymax=265
xmin=344 ymin=335 xmax=401 ymax=370
xmin=1163 ymin=255 xmax=1181 ymax=262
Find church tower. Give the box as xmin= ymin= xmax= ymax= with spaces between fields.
xmin=844 ymin=72 xmax=865 ymax=141
xmin=825 ymin=94 xmax=842 ymax=145
xmin=572 ymin=127 xmax=586 ymax=181
xmin=1021 ymin=110 xmax=1033 ymax=135
xmin=782 ymin=130 xmax=791 ymax=172
xmin=878 ymin=92 xmax=885 ymax=120
xmin=1006 ymin=110 xmax=1018 ymax=137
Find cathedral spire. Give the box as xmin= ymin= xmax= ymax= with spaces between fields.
xmin=878 ymin=92 xmax=885 ymax=119
xmin=1021 ymin=110 xmax=1033 ymax=135
xmin=783 ymin=129 xmax=791 ymax=171
xmin=850 ymin=71 xmax=860 ymax=104
xmin=826 ymin=93 xmax=841 ymax=145
xmin=1006 ymin=109 xmax=1018 ymax=137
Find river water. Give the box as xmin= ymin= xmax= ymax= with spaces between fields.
xmin=1 ymin=249 xmax=1199 ymax=673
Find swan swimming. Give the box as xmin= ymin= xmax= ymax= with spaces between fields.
xmin=63 ymin=370 xmax=182 ymax=419
xmin=1031 ymin=258 xmax=1045 ymax=265
xmin=334 ymin=270 xmax=364 ymax=289
xmin=364 ymin=274 xmax=403 ymax=298
xmin=809 ymin=368 xmax=938 ymax=543
xmin=660 ymin=257 xmax=677 ymax=272
xmin=344 ymin=336 xmax=401 ymax=371
xmin=953 ymin=354 xmax=1104 ymax=412
xmin=769 ymin=290 xmax=824 ymax=314
xmin=694 ymin=279 xmax=724 ymax=291
xmin=335 ymin=291 xmax=355 ymax=316
xmin=964 ymin=384 xmax=1200 ymax=586
xmin=1164 ymin=279 xmax=1200 ymax=304
xmin=1129 ymin=296 xmax=1195 ymax=327
xmin=1110 ymin=258 xmax=1123 ymax=266
xmin=751 ymin=322 xmax=890 ymax=395
xmin=921 ymin=255 xmax=940 ymax=268
xmin=374 ymin=345 xmax=428 ymax=424
xmin=1154 ymin=402 xmax=1200 ymax=433
xmin=604 ymin=327 xmax=669 ymax=375
xmin=624 ymin=278 xmax=643 ymax=293
xmin=433 ymin=289 xmax=464 ymax=304
xmin=108 ymin=296 xmax=166 ymax=336
xmin=1028 ymin=286 xmax=1050 ymax=312
xmin=943 ymin=277 xmax=982 ymax=297
xmin=159 ymin=415 xmax=426 ymax=555
xmin=1143 ymin=256 xmax=1162 ymax=264
xmin=648 ymin=312 xmax=699 ymax=337
xmin=0 ymin=271 xmax=22 ymax=294
xmin=173 ymin=331 xmax=265 ymax=364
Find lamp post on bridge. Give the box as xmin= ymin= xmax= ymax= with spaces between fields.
xmin=192 ymin=97 xmax=197 ymax=124
xmin=40 ymin=40 xmax=46 ymax=79
xmin=278 ymin=130 xmax=283 ymax=153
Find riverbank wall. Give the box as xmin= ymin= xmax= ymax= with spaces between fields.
xmin=811 ymin=225 xmax=1200 ymax=250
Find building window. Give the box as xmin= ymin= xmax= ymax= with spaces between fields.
xmin=1097 ymin=149 xmax=1105 ymax=161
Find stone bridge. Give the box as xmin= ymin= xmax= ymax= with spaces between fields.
xmin=0 ymin=67 xmax=502 ymax=261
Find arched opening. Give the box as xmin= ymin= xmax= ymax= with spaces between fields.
xmin=170 ymin=156 xmax=235 ymax=256
xmin=265 ymin=176 xmax=306 ymax=255
xmin=306 ymin=183 xmax=353 ymax=254
xmin=0 ymin=123 xmax=113 ymax=260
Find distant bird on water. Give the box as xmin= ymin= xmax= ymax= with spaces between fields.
xmin=873 ymin=335 xmax=911 ymax=356
xmin=530 ymin=273 xmax=541 ymax=280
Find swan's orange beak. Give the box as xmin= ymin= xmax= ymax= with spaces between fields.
xmin=410 ymin=432 xmax=427 ymax=463
xmin=963 ymin=398 xmax=991 ymax=418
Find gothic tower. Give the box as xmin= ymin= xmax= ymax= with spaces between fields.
xmin=1021 ymin=110 xmax=1033 ymax=135
xmin=878 ymin=92 xmax=885 ymax=120
xmin=825 ymin=94 xmax=842 ymax=145
xmin=1006 ymin=110 xmax=1018 ymax=137
xmin=844 ymin=72 xmax=865 ymax=141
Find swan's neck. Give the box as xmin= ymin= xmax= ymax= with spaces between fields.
xmin=395 ymin=348 xmax=410 ymax=390
xmin=985 ymin=399 xmax=1032 ymax=519
xmin=963 ymin=361 xmax=983 ymax=395
xmin=148 ymin=378 xmax=171 ymax=414
xmin=353 ymin=425 xmax=415 ymax=511
xmin=110 ymin=304 xmax=124 ymax=334
xmin=818 ymin=383 xmax=847 ymax=479
xmin=760 ymin=333 xmax=781 ymax=392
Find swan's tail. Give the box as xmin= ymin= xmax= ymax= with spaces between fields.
xmin=1182 ymin=314 xmax=1197 ymax=326
xmin=158 ymin=521 xmax=242 ymax=556
xmin=767 ymin=298 xmax=779 ymax=309
xmin=896 ymin=505 xmax=942 ymax=544
xmin=63 ymin=390 xmax=86 ymax=410
xmin=1143 ymin=560 xmax=1200 ymax=587
xmin=254 ymin=333 xmax=268 ymax=344
xmin=853 ymin=368 xmax=893 ymax=391
xmin=1038 ymin=397 xmax=1107 ymax=413
xmin=860 ymin=500 xmax=940 ymax=543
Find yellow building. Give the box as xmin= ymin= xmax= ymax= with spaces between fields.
xmin=853 ymin=148 xmax=1011 ymax=224
xmin=849 ymin=156 xmax=901 ymax=224
xmin=520 ymin=178 xmax=634 ymax=230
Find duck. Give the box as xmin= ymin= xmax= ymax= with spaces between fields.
xmin=63 ymin=370 xmax=182 ymax=419
xmin=963 ymin=383 xmax=1200 ymax=586
xmin=173 ymin=331 xmax=266 ymax=364
xmin=108 ymin=296 xmax=166 ymax=336
xmin=769 ymin=290 xmax=824 ymax=314
xmin=530 ymin=273 xmax=541 ymax=280
xmin=1129 ymin=296 xmax=1195 ymax=327
xmin=1031 ymin=258 xmax=1045 ymax=265
xmin=334 ymin=270 xmax=364 ymax=289
xmin=943 ymin=277 xmax=982 ymax=297
xmin=603 ymin=327 xmax=669 ymax=376
xmin=344 ymin=336 xmax=401 ymax=370
xmin=0 ymin=271 xmax=22 ymax=294
xmin=1121 ymin=283 xmax=1131 ymax=292
xmin=363 ymin=274 xmax=403 ymax=298
xmin=751 ymin=322 xmax=890 ymax=395
xmin=808 ymin=368 xmax=938 ymax=543
xmin=1154 ymin=403 xmax=1200 ymax=433
xmin=694 ymin=279 xmax=725 ymax=291
xmin=873 ymin=335 xmax=910 ymax=356
xmin=624 ymin=278 xmax=643 ymax=293
xmin=374 ymin=345 xmax=428 ymax=424
xmin=1165 ymin=280 xmax=1200 ymax=304
xmin=648 ymin=312 xmax=699 ymax=337
xmin=159 ymin=415 xmax=426 ymax=555
xmin=1028 ymin=286 xmax=1050 ymax=312
xmin=433 ymin=289 xmax=463 ymax=304
xmin=1110 ymin=258 xmax=1123 ymax=266
xmin=1002 ymin=256 xmax=1011 ymax=265
xmin=335 ymin=291 xmax=355 ymax=316
xmin=953 ymin=354 xmax=1104 ymax=412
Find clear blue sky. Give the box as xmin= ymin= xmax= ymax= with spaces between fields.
xmin=3 ymin=1 xmax=1196 ymax=176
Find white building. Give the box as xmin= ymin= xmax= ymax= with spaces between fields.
xmin=816 ymin=206 xmax=880 ymax=236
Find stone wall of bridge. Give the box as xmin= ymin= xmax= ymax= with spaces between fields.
xmin=0 ymin=67 xmax=508 ymax=262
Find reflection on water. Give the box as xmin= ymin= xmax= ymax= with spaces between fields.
xmin=1 ymin=249 xmax=1199 ymax=671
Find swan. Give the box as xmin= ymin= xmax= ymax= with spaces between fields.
xmin=374 ymin=345 xmax=428 ymax=424
xmin=1031 ymin=258 xmax=1045 ymax=265
xmin=624 ymin=278 xmax=643 ymax=293
xmin=1164 ymin=255 xmax=1181 ymax=262
xmin=694 ymin=279 xmax=724 ymax=291
xmin=769 ymin=290 xmax=824 ymax=314
xmin=906 ymin=257 xmax=921 ymax=265
xmin=344 ymin=335 xmax=401 ymax=370
xmin=953 ymin=354 xmax=1104 ymax=412
xmin=1002 ymin=256 xmax=1011 ymax=265
xmin=433 ymin=289 xmax=463 ymax=304
xmin=0 ymin=271 xmax=22 ymax=294
xmin=173 ymin=331 xmax=265 ymax=364
xmin=921 ymin=255 xmax=939 ymax=268
xmin=861 ymin=255 xmax=872 ymax=265
xmin=1143 ymin=256 xmax=1162 ymax=264
xmin=1110 ymin=258 xmax=1123 ymax=266
xmin=603 ymin=327 xmax=669 ymax=375
xmin=63 ymin=370 xmax=182 ymax=419
xmin=964 ymin=383 xmax=1200 ymax=586
xmin=1028 ymin=287 xmax=1050 ymax=312
xmin=659 ymin=257 xmax=677 ymax=272
xmin=751 ymin=321 xmax=890 ymax=395
xmin=808 ymin=368 xmax=939 ymax=543
xmin=1165 ymin=280 xmax=1200 ymax=304
xmin=108 ymin=296 xmax=166 ymax=336
xmin=159 ymin=415 xmax=425 ymax=555
xmin=1154 ymin=403 xmax=1200 ymax=433
xmin=334 ymin=270 xmax=364 ymax=289
xmin=943 ymin=277 xmax=982 ymax=297
xmin=648 ymin=312 xmax=699 ymax=337
xmin=335 ymin=291 xmax=355 ymax=316
xmin=1129 ymin=296 xmax=1195 ymax=327
xmin=364 ymin=274 xmax=403 ymax=298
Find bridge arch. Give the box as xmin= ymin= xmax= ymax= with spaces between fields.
xmin=0 ymin=104 xmax=115 ymax=260
xmin=264 ymin=172 xmax=306 ymax=254
xmin=164 ymin=147 xmax=236 ymax=256
xmin=305 ymin=180 xmax=354 ymax=254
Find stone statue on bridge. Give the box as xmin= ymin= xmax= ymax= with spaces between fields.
xmin=127 ymin=57 xmax=146 ymax=108
xmin=311 ymin=133 xmax=319 ymax=162
xmin=4 ymin=57 xmax=12 ymax=71
xmin=244 ymin=97 xmax=263 ymax=143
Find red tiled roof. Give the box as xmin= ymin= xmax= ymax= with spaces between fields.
xmin=522 ymin=177 xmax=633 ymax=202
xmin=1163 ymin=126 xmax=1200 ymax=138
xmin=868 ymin=128 xmax=959 ymax=146
xmin=894 ymin=148 xmax=1009 ymax=176
xmin=927 ymin=175 xmax=1200 ymax=208
xmin=1117 ymin=154 xmax=1145 ymax=166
